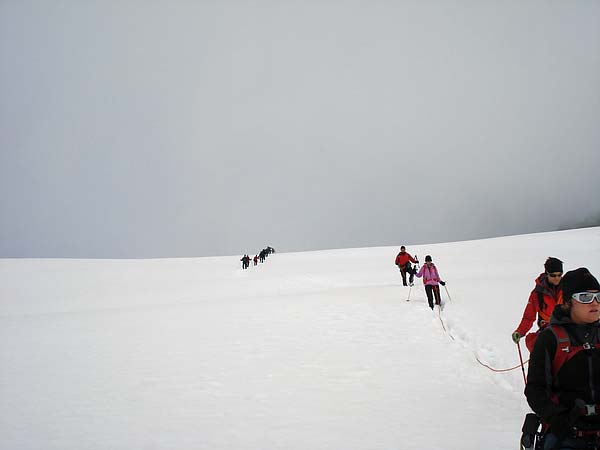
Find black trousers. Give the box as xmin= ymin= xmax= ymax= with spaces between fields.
xmin=425 ymin=285 xmax=442 ymax=309
xmin=399 ymin=263 xmax=416 ymax=286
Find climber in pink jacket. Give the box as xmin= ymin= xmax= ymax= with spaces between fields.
xmin=415 ymin=255 xmax=446 ymax=309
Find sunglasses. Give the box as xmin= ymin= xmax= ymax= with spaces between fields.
xmin=547 ymin=273 xmax=563 ymax=278
xmin=571 ymin=292 xmax=600 ymax=304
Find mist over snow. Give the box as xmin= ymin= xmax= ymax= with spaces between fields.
xmin=1 ymin=1 xmax=600 ymax=258
xmin=1 ymin=227 xmax=599 ymax=449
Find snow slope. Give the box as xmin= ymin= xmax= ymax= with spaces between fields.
xmin=1 ymin=227 xmax=600 ymax=450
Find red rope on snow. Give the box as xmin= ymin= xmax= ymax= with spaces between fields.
xmin=407 ymin=288 xmax=527 ymax=375
xmin=435 ymin=304 xmax=529 ymax=373
xmin=474 ymin=353 xmax=529 ymax=373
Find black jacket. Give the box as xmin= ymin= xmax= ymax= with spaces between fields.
xmin=525 ymin=306 xmax=600 ymax=431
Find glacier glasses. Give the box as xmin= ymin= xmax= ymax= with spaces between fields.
xmin=571 ymin=292 xmax=600 ymax=304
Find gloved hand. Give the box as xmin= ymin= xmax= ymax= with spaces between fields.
xmin=440 ymin=281 xmax=446 ymax=286
xmin=512 ymin=331 xmax=522 ymax=344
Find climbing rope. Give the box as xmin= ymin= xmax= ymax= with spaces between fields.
xmin=474 ymin=353 xmax=529 ymax=373
xmin=437 ymin=305 xmax=455 ymax=341
xmin=407 ymin=285 xmax=529 ymax=374
xmin=435 ymin=303 xmax=530 ymax=374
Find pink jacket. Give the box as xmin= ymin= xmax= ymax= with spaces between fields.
xmin=415 ymin=264 xmax=441 ymax=286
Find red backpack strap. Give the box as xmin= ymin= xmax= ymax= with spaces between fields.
xmin=549 ymin=325 xmax=574 ymax=376
xmin=548 ymin=325 xmax=588 ymax=376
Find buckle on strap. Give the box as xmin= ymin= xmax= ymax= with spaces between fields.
xmin=585 ymin=404 xmax=598 ymax=416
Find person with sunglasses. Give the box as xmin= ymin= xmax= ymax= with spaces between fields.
xmin=512 ymin=257 xmax=564 ymax=352
xmin=524 ymin=267 xmax=600 ymax=450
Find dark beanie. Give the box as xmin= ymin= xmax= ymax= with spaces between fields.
xmin=544 ymin=257 xmax=563 ymax=274
xmin=425 ymin=255 xmax=432 ymax=262
xmin=561 ymin=267 xmax=600 ymax=303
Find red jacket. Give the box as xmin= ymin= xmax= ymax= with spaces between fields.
xmin=515 ymin=273 xmax=563 ymax=337
xmin=395 ymin=252 xmax=416 ymax=267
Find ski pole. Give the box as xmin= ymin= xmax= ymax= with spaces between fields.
xmin=443 ymin=285 xmax=452 ymax=302
xmin=517 ymin=341 xmax=527 ymax=385
xmin=406 ymin=285 xmax=412 ymax=302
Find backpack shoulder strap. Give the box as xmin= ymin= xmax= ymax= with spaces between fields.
xmin=549 ymin=325 xmax=571 ymax=375
xmin=537 ymin=290 xmax=546 ymax=311
xmin=548 ymin=325 xmax=590 ymax=376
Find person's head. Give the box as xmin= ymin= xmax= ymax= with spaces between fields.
xmin=400 ymin=246 xmax=406 ymax=253
xmin=561 ymin=268 xmax=600 ymax=325
xmin=544 ymin=257 xmax=563 ymax=286
xmin=425 ymin=255 xmax=433 ymax=265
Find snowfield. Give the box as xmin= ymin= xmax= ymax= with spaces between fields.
xmin=1 ymin=227 xmax=600 ymax=450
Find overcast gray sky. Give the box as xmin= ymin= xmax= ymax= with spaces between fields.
xmin=1 ymin=1 xmax=599 ymax=258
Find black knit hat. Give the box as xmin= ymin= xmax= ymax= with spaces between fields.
xmin=544 ymin=257 xmax=563 ymax=274
xmin=425 ymin=255 xmax=432 ymax=262
xmin=561 ymin=267 xmax=600 ymax=303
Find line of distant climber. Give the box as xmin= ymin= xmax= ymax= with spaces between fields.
xmin=240 ymin=246 xmax=275 ymax=269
